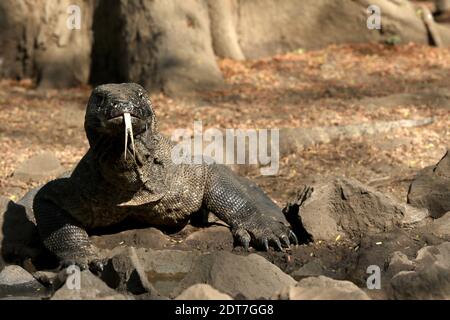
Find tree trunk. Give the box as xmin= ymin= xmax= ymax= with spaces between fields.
xmin=0 ymin=0 xmax=93 ymax=88
xmin=90 ymin=0 xmax=224 ymax=96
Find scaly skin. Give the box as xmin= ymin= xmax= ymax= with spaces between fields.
xmin=27 ymin=83 xmax=297 ymax=269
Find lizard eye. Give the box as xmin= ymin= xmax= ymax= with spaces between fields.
xmin=89 ymin=93 xmax=105 ymax=110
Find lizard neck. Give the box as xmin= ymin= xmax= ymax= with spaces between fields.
xmin=90 ymin=130 xmax=157 ymax=191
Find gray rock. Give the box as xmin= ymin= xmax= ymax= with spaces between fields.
xmin=390 ymin=242 xmax=450 ymax=299
xmin=91 ymin=227 xmax=170 ymax=250
xmin=135 ymin=248 xmax=201 ymax=297
xmin=174 ymin=252 xmax=296 ymax=299
xmin=175 ymin=284 xmax=233 ymax=300
xmin=273 ymin=276 xmax=370 ymax=300
xmin=13 ymin=152 xmax=65 ymax=183
xmin=386 ymin=252 xmax=415 ymax=278
xmin=51 ymin=270 xmax=129 ymax=300
xmin=32 ymin=270 xmax=66 ymax=290
xmin=284 ymin=177 xmax=428 ymax=241
xmin=0 ymin=265 xmax=47 ymax=298
xmin=290 ymin=260 xmax=327 ymax=281
xmin=428 ymin=211 xmax=450 ymax=240
xmin=136 ymin=248 xmax=200 ymax=275
xmin=345 ymin=229 xmax=426 ymax=288
xmin=101 ymin=247 xmax=156 ymax=295
xmin=408 ymin=150 xmax=450 ymax=218
xmin=0 ymin=195 xmax=42 ymax=263
xmin=184 ymin=225 xmax=234 ymax=251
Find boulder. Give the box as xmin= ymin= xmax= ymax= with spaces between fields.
xmin=408 ymin=150 xmax=450 ymax=218
xmin=135 ymin=248 xmax=201 ymax=297
xmin=183 ymin=225 xmax=234 ymax=251
xmin=1 ymin=195 xmax=42 ymax=264
xmin=51 ymin=270 xmax=129 ymax=300
xmin=32 ymin=270 xmax=66 ymax=290
xmin=284 ymin=177 xmax=428 ymax=242
xmin=389 ymin=242 xmax=450 ymax=299
xmin=0 ymin=265 xmax=48 ymax=298
xmin=386 ymin=251 xmax=415 ymax=278
xmin=174 ymin=252 xmax=296 ymax=299
xmin=91 ymin=227 xmax=171 ymax=250
xmin=13 ymin=152 xmax=65 ymax=183
xmin=427 ymin=212 xmax=450 ymax=239
xmin=175 ymin=284 xmax=233 ymax=300
xmin=273 ymin=276 xmax=370 ymax=300
xmin=347 ymin=229 xmax=425 ymax=287
xmin=136 ymin=248 xmax=200 ymax=274
xmin=100 ymin=247 xmax=156 ymax=295
xmin=90 ymin=0 xmax=224 ymax=96
xmin=290 ymin=260 xmax=328 ymax=281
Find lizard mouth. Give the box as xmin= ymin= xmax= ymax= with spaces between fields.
xmin=107 ymin=113 xmax=141 ymax=125
xmin=106 ymin=113 xmax=147 ymax=161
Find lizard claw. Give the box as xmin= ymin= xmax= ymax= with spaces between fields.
xmin=59 ymin=250 xmax=104 ymax=273
xmin=263 ymin=238 xmax=269 ymax=251
xmin=289 ymin=230 xmax=298 ymax=245
xmin=242 ymin=238 xmax=250 ymax=251
xmin=231 ymin=216 xmax=296 ymax=252
xmin=89 ymin=258 xmax=107 ymax=275
xmin=275 ymin=239 xmax=284 ymax=252
xmin=233 ymin=227 xmax=251 ymax=251
xmin=60 ymin=259 xmax=89 ymax=271
xmin=281 ymin=234 xmax=290 ymax=248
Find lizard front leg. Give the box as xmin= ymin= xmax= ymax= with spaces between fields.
xmin=203 ymin=165 xmax=297 ymax=251
xmin=33 ymin=184 xmax=102 ymax=271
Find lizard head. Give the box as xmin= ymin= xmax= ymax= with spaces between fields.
xmin=84 ymin=83 xmax=155 ymax=159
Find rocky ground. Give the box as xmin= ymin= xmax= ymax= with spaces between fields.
xmin=0 ymin=43 xmax=449 ymax=300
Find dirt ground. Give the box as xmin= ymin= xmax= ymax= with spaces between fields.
xmin=1 ymin=43 xmax=448 ymax=204
xmin=0 ymin=43 xmax=449 ymax=299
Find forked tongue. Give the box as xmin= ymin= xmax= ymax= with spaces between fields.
xmin=124 ymin=113 xmax=136 ymax=161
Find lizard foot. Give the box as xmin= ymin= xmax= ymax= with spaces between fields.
xmin=59 ymin=252 xmax=107 ymax=274
xmin=232 ymin=217 xmax=298 ymax=252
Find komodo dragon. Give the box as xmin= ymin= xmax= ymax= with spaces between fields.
xmin=22 ymin=83 xmax=296 ymax=269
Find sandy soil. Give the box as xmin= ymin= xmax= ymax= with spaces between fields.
xmin=1 ymin=43 xmax=448 ymax=204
